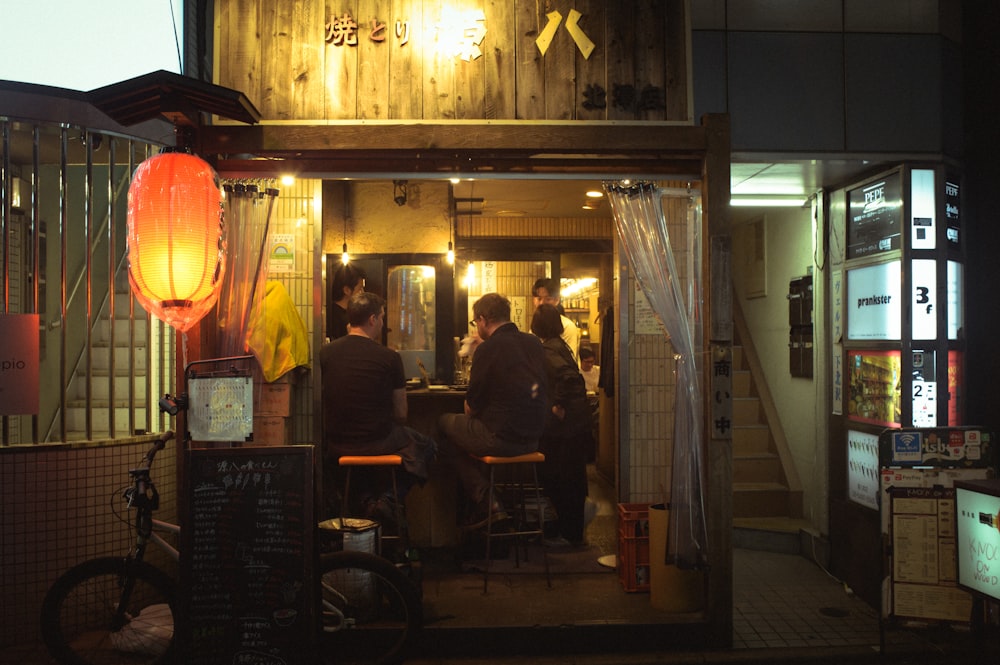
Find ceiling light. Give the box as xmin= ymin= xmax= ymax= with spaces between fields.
xmin=585 ymin=190 xmax=603 ymax=198
xmin=730 ymin=195 xmax=807 ymax=207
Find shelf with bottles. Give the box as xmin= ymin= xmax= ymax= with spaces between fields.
xmin=846 ymin=349 xmax=901 ymax=427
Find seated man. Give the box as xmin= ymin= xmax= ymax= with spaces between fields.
xmin=320 ymin=291 xmax=436 ymax=523
xmin=438 ymin=293 xmax=549 ymax=529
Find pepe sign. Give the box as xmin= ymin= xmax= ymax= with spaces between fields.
xmin=0 ymin=314 xmax=39 ymax=415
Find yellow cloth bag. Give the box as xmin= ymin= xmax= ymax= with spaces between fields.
xmin=247 ymin=281 xmax=311 ymax=382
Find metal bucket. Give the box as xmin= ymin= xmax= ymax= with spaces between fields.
xmin=318 ymin=518 xmax=380 ymax=615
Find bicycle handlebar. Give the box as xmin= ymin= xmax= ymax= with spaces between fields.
xmin=142 ymin=430 xmax=174 ymax=469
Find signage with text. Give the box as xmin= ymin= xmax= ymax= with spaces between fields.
xmin=0 ymin=314 xmax=39 ymax=415
xmin=956 ymin=480 xmax=1000 ymax=601
xmin=846 ymin=261 xmax=901 ymax=340
xmin=847 ymin=173 xmax=902 ymax=260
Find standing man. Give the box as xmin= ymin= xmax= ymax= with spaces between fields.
xmin=438 ymin=293 xmax=548 ymax=529
xmin=320 ymin=291 xmax=436 ymax=521
xmin=532 ymin=277 xmax=580 ymax=364
xmin=327 ymin=263 xmax=366 ymax=340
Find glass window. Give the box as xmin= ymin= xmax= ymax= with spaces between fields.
xmin=387 ymin=265 xmax=436 ymax=380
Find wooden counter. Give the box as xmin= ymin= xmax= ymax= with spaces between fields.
xmin=404 ymin=387 xmax=467 ymax=548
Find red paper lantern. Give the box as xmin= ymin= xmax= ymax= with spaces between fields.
xmin=126 ymin=151 xmax=225 ymax=333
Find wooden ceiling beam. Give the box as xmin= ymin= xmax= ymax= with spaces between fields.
xmin=198 ymin=121 xmax=711 ymax=177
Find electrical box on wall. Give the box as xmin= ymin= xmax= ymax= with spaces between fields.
xmin=788 ymin=275 xmax=813 ymax=378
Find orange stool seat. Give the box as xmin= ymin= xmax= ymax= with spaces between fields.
xmin=338 ymin=454 xmax=408 ymax=556
xmin=471 ymin=451 xmax=545 ymax=465
xmin=339 ymin=454 xmax=403 ymax=466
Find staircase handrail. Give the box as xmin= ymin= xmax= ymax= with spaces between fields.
xmin=732 ymin=297 xmax=803 ymax=494
xmin=44 ymin=167 xmax=134 ymax=441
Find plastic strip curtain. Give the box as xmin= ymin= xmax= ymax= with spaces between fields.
xmin=604 ymin=180 xmax=708 ymax=570
xmin=216 ymin=181 xmax=279 ymax=357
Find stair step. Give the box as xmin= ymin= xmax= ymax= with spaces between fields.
xmin=93 ymin=318 xmax=149 ymax=344
xmin=732 ymin=370 xmax=752 ymax=398
xmin=733 ymin=425 xmax=771 ymax=455
xmin=733 ymin=517 xmax=817 ymax=555
xmin=733 ymin=482 xmax=790 ymax=518
xmin=732 ymin=397 xmax=761 ymax=425
xmin=64 ymin=405 xmax=148 ymax=434
xmin=84 ymin=346 xmax=148 ymax=372
xmin=732 ymin=345 xmax=744 ymax=370
xmin=68 ymin=398 xmax=148 ymax=409
xmin=733 ymin=452 xmax=782 ymax=483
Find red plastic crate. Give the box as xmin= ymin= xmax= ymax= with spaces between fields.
xmin=617 ymin=503 xmax=651 ymax=592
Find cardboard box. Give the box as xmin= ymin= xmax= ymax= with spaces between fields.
xmin=255 ymin=381 xmax=293 ymax=416
xmin=252 ymin=415 xmax=291 ymax=445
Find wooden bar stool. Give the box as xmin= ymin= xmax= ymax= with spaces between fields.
xmin=470 ymin=451 xmax=550 ymax=593
xmin=338 ymin=454 xmax=409 ymax=556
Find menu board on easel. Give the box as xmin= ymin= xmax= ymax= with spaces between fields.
xmin=878 ymin=427 xmax=995 ymax=624
xmin=179 ymin=446 xmax=315 ymax=664
xmin=888 ymin=486 xmax=972 ymax=622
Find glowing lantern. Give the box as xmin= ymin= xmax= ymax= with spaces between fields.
xmin=126 ymin=150 xmax=225 ymax=333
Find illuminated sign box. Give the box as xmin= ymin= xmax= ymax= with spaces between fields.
xmin=846 ymin=261 xmax=901 ymax=340
xmin=847 ymin=173 xmax=901 ymax=260
xmin=955 ymin=479 xmax=1000 ymax=601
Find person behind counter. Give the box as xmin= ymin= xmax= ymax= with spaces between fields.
xmin=320 ymin=291 xmax=436 ymax=524
xmin=328 ymin=263 xmax=366 ymax=340
xmin=438 ymin=292 xmax=548 ymax=530
xmin=532 ymin=277 xmax=580 ymax=364
xmin=531 ymin=304 xmax=593 ymax=547
xmin=578 ymin=345 xmax=600 ymax=394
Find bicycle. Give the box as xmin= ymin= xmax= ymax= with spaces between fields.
xmin=39 ymin=430 xmax=423 ymax=665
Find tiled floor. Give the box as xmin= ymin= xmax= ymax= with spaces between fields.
xmin=6 ymin=465 xmax=987 ymax=664
xmin=732 ymin=547 xmax=881 ymax=650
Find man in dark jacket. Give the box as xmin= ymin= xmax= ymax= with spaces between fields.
xmin=438 ymin=292 xmax=548 ymax=529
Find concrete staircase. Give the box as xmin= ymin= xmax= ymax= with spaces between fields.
xmin=731 ymin=328 xmax=809 ymax=554
xmin=64 ymin=292 xmax=150 ymax=440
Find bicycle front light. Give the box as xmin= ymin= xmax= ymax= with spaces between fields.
xmin=158 ymin=393 xmax=187 ymax=415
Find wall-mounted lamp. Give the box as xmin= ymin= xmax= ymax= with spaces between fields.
xmin=446 ymin=241 xmax=455 ymax=265
xmin=126 ymin=149 xmax=225 ymax=333
xmin=393 ymin=179 xmax=408 ymax=206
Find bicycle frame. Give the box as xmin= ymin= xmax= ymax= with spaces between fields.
xmin=123 ymin=431 xmax=180 ymax=564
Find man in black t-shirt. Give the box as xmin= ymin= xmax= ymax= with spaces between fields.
xmin=320 ymin=291 xmax=435 ymax=519
xmin=438 ymin=293 xmax=548 ymax=529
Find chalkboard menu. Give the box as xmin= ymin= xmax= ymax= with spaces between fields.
xmin=180 ymin=446 xmax=316 ymax=665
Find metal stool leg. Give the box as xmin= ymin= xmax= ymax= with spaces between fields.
xmin=532 ymin=462 xmax=551 ymax=587
xmin=483 ymin=465 xmax=496 ymax=593
xmin=341 ymin=467 xmax=353 ymax=522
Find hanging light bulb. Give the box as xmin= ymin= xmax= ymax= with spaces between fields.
xmin=126 ymin=149 xmax=225 ymax=333
xmin=341 ymin=242 xmax=350 ymax=265
xmin=446 ymin=241 xmax=455 ymax=265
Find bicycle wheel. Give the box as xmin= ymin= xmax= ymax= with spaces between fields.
xmin=40 ymin=556 xmax=176 ymax=665
xmin=319 ymin=549 xmax=422 ymax=665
